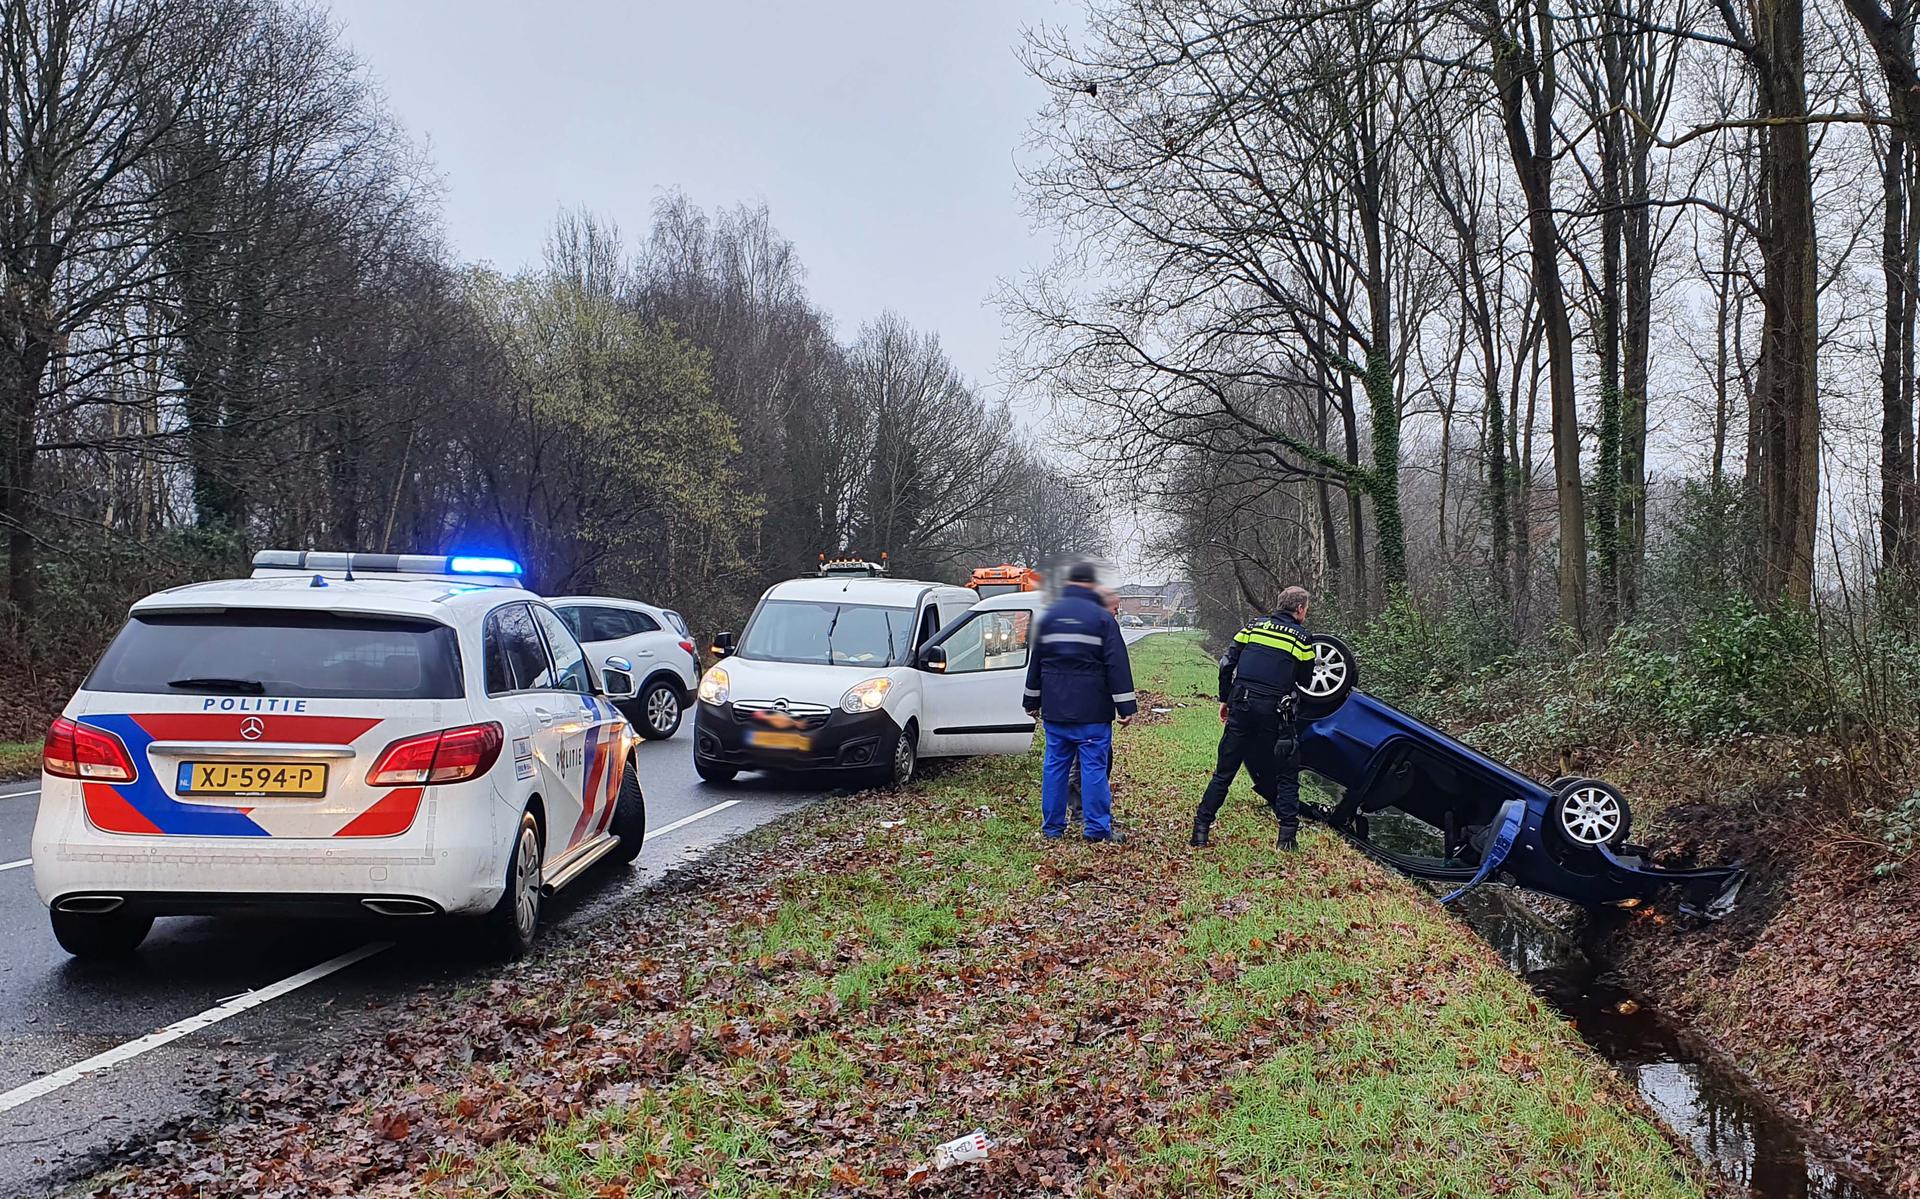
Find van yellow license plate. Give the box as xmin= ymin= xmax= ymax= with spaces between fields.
xmin=177 ymin=761 xmax=328 ymax=797
xmin=747 ymin=731 xmax=811 ymax=752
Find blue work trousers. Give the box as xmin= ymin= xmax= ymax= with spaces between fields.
xmin=1042 ymin=722 xmax=1113 ymax=839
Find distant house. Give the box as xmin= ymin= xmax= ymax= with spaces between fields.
xmin=1115 ymin=581 xmax=1196 ymax=622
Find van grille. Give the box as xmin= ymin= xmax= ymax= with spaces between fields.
xmin=734 ymin=699 xmax=833 ymax=730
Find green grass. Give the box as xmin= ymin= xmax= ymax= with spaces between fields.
xmin=180 ymin=633 xmax=1703 ymax=1199
xmin=434 ymin=632 xmax=1704 ymax=1197
xmin=0 ymin=741 xmax=38 ymax=780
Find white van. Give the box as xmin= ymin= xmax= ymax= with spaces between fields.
xmin=691 ymin=567 xmax=1046 ymax=787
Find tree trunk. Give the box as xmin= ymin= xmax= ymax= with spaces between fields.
xmin=1749 ymin=0 xmax=1821 ymax=604
xmin=1879 ymin=124 xmax=1913 ymax=579
xmin=1489 ymin=6 xmax=1589 ymax=638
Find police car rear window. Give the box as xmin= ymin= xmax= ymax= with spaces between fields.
xmin=86 ymin=611 xmax=463 ymax=700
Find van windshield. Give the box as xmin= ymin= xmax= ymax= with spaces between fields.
xmin=87 ymin=610 xmax=464 ymax=699
xmin=738 ymin=601 xmax=914 ymax=667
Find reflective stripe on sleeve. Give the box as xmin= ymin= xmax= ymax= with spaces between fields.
xmin=1111 ymin=691 xmax=1136 ymax=703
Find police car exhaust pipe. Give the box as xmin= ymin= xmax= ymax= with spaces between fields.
xmin=359 ymin=898 xmax=437 ymax=917
xmin=54 ymin=895 xmax=125 ymax=914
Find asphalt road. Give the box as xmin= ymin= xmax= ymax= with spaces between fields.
xmin=0 ymin=722 xmax=829 ymax=1196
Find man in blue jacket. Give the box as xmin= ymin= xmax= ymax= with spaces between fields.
xmin=1024 ymin=562 xmax=1137 ymax=842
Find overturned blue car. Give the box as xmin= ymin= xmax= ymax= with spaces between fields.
xmin=1290 ymin=635 xmax=1743 ymax=917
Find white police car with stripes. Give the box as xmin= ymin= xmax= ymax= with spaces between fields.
xmin=33 ymin=552 xmax=645 ymax=958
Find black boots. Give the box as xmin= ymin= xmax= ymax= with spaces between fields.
xmin=1190 ymin=820 xmax=1211 ymax=847
xmin=1277 ymin=826 xmax=1298 ymax=852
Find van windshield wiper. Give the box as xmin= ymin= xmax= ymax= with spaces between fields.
xmin=167 ymin=676 xmax=266 ymax=695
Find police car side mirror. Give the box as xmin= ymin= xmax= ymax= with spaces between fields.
xmin=601 ymin=656 xmax=639 ymax=700
xmin=918 ymin=645 xmax=948 ymax=673
xmin=710 ymin=631 xmax=735 ymax=659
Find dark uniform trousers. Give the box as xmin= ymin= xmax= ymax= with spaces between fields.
xmin=1194 ymin=684 xmax=1300 ymax=831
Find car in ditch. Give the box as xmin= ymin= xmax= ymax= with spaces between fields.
xmin=1289 ymin=635 xmax=1742 ymax=915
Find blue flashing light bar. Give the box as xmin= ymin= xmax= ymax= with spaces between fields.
xmin=249 ymin=550 xmax=529 ymax=588
xmin=450 ymin=555 xmax=524 ymax=576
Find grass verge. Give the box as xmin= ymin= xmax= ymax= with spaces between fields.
xmin=0 ymin=740 xmax=39 ymax=780
xmin=98 ymin=633 xmax=1706 ymax=1199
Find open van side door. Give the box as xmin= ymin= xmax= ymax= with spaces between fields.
xmin=916 ymin=593 xmax=1044 ymax=757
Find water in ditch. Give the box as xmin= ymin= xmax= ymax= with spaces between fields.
xmin=1364 ymin=810 xmax=1885 ymax=1198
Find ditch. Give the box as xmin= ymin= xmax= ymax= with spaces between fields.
xmin=1367 ymin=810 xmax=1885 ymax=1198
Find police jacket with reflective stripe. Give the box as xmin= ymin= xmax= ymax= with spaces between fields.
xmin=1022 ymin=585 xmax=1138 ymax=724
xmin=1218 ymin=612 xmax=1316 ymax=701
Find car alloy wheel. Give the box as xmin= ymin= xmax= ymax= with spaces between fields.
xmin=645 ymin=687 xmax=679 ymax=735
xmin=1306 ymin=642 xmax=1349 ymax=699
xmin=1557 ymin=782 xmax=1625 ymax=846
xmin=1299 ymin=633 xmax=1359 ymax=715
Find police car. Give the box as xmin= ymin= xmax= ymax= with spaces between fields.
xmin=33 ymin=552 xmax=646 ymax=959
xmin=694 ymin=558 xmax=1046 ymax=786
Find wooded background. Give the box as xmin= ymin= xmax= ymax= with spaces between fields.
xmin=0 ymin=0 xmax=1105 ymax=733
xmin=1016 ymin=0 xmax=1920 ymax=653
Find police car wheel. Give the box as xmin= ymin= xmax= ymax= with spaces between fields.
xmin=1298 ymin=633 xmax=1358 ymax=716
xmin=485 ymin=812 xmax=543 ymax=958
xmin=50 ymin=909 xmax=152 ymax=958
xmin=607 ymin=761 xmax=647 ymax=866
xmin=1549 ymin=777 xmax=1632 ymax=850
xmin=634 ymin=679 xmax=682 ymax=740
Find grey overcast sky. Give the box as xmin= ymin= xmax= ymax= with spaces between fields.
xmin=325 ymin=0 xmax=1068 ymax=411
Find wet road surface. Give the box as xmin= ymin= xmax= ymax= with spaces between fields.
xmin=0 ymin=723 xmax=828 ymax=1196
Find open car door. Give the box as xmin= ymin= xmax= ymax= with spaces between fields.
xmin=917 ymin=593 xmax=1043 ymax=756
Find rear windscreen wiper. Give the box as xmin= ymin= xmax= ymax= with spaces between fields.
xmin=167 ymin=676 xmax=267 ymax=695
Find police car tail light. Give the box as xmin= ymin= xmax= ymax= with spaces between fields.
xmin=367 ymin=721 xmax=503 ymax=786
xmin=43 ymin=717 xmax=137 ymax=783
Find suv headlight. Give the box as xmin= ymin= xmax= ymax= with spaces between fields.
xmin=841 ymin=677 xmax=892 ymax=713
xmin=698 ymin=665 xmax=730 ymax=705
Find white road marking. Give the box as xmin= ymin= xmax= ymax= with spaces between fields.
xmin=644 ymin=799 xmax=740 ymax=841
xmin=0 ymin=941 xmax=391 ymax=1115
xmin=0 ymin=793 xmax=747 ymax=1114
xmin=1 ymin=789 xmax=39 ymax=800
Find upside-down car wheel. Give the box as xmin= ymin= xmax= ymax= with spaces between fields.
xmin=1299 ymin=633 xmax=1358 ymax=717
xmin=1549 ymin=777 xmax=1633 ymax=850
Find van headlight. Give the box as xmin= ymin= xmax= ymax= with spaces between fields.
xmin=841 ymin=677 xmax=892 ymax=713
xmin=698 ymin=665 xmax=730 ymax=705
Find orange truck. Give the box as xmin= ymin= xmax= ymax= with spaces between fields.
xmin=966 ymin=564 xmax=1042 ymax=599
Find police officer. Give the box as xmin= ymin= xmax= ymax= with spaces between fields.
xmin=1024 ymin=562 xmax=1137 ymax=843
xmin=1191 ymin=586 xmax=1317 ymax=850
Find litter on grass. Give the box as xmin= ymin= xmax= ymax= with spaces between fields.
xmin=932 ymin=1128 xmax=993 ymax=1170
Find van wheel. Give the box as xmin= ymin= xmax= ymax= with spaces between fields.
xmin=1299 ymin=633 xmax=1358 ymax=717
xmin=695 ymin=758 xmax=737 ymax=784
xmin=484 ymin=811 xmax=543 ymax=959
xmin=634 ymin=679 xmax=683 ymax=740
xmin=607 ymin=761 xmax=647 ymax=865
xmin=876 ymin=724 xmax=916 ymax=790
xmin=50 ymin=909 xmax=152 ymax=958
